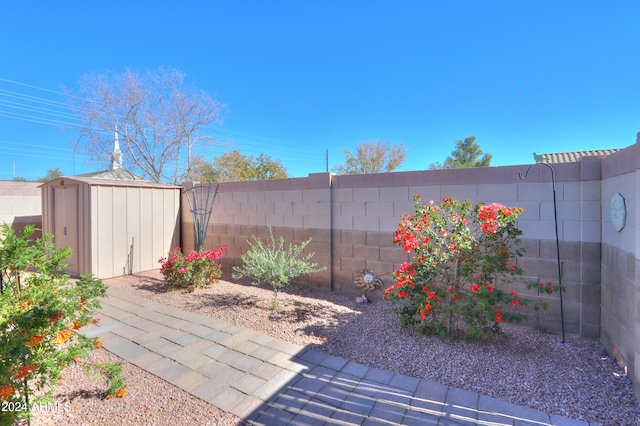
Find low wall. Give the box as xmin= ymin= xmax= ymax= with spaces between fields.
xmin=598 ymin=142 xmax=639 ymax=400
xmin=181 ymin=158 xmax=604 ymax=342
xmin=0 ymin=181 xmax=42 ymax=238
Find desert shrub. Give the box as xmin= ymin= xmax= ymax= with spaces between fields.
xmin=232 ymin=226 xmax=326 ymax=309
xmin=0 ymin=224 xmax=125 ymax=425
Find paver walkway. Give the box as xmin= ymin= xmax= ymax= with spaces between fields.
xmin=80 ymin=275 xmax=596 ymax=426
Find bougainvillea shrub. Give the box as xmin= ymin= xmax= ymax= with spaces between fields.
xmin=384 ymin=196 xmax=560 ymax=340
xmin=159 ymin=246 xmax=227 ymax=291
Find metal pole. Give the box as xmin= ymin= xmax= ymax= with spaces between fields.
xmin=519 ymin=161 xmax=566 ymax=343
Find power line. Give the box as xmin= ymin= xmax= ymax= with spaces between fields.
xmin=0 ymin=76 xmax=326 ymax=169
xmin=0 ymin=77 xmax=68 ymax=97
xmin=0 ymin=139 xmax=80 ymax=153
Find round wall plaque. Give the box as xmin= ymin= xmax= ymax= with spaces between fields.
xmin=610 ymin=192 xmax=626 ymax=232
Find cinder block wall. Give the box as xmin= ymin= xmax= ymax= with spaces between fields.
xmin=597 ymin=142 xmax=639 ymax=400
xmin=0 ymin=181 xmax=42 ymax=238
xmin=181 ymin=158 xmax=606 ymax=341
xmin=181 ymin=175 xmax=333 ymax=291
xmin=164 ymin=138 xmax=640 ymax=401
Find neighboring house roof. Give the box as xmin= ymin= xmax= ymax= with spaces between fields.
xmin=535 ymin=149 xmax=622 ymax=164
xmin=73 ymin=168 xmax=149 ymax=181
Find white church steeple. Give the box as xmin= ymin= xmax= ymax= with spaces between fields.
xmin=111 ymin=125 xmax=124 ymax=170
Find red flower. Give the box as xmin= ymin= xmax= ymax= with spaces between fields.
xmin=471 ymin=284 xmax=479 ymax=292
xmin=26 ymin=335 xmax=44 ymax=347
xmin=0 ymin=384 xmax=16 ymax=399
xmin=15 ymin=363 xmax=39 ymax=380
xmin=49 ymin=311 xmax=64 ymax=323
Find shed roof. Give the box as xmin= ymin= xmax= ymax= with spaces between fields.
xmin=39 ymin=175 xmax=181 ymax=189
xmin=536 ymin=149 xmax=622 ymax=164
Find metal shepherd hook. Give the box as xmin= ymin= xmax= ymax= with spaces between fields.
xmin=519 ymin=154 xmax=566 ymax=343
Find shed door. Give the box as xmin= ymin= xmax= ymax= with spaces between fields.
xmin=53 ymin=187 xmax=79 ymax=276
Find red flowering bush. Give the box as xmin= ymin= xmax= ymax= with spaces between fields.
xmin=159 ymin=246 xmax=227 ymax=291
xmin=384 ymin=196 xmax=560 ymax=340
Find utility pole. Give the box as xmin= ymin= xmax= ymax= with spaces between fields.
xmin=326 ymin=149 xmax=328 ymax=172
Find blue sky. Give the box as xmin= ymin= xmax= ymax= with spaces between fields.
xmin=1 ymin=1 xmax=638 ymax=181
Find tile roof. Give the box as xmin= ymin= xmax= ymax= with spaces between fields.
xmin=535 ymin=149 xmax=622 ymax=164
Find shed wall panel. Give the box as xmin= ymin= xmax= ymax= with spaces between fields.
xmin=96 ymin=187 xmax=114 ymax=279
xmin=90 ymin=186 xmax=99 ymax=276
xmin=112 ymin=186 xmax=128 ymax=277
xmin=76 ymin=183 xmax=91 ymax=276
xmin=152 ymin=189 xmax=164 ymax=265
xmin=139 ymin=189 xmax=154 ymax=271
xmin=126 ymin=187 xmax=141 ymax=274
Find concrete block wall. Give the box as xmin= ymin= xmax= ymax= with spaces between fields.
xmin=182 ymin=158 xmax=605 ymax=341
xmin=180 ymin=138 xmax=640 ymax=402
xmin=181 ymin=176 xmax=333 ymax=292
xmin=0 ymin=181 xmax=42 ymax=238
xmin=597 ymin=141 xmax=640 ymax=400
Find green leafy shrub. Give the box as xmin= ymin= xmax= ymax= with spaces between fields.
xmin=232 ymin=226 xmax=326 ymax=309
xmin=384 ymin=196 xmax=561 ymax=340
xmin=0 ymin=224 xmax=125 ymax=425
xmin=158 ymin=246 xmax=227 ymax=291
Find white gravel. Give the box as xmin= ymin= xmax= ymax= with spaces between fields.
xmin=30 ymin=273 xmax=640 ymax=425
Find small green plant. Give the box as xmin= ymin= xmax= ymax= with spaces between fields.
xmin=0 ymin=224 xmax=126 ymax=426
xmin=158 ymin=246 xmax=227 ymax=291
xmin=232 ymin=226 xmax=326 ymax=309
xmin=83 ymin=361 xmax=127 ymax=398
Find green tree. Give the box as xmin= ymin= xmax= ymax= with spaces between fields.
xmin=200 ymin=150 xmax=290 ymax=182
xmin=65 ymin=67 xmax=223 ymax=184
xmin=37 ymin=167 xmax=64 ymax=183
xmin=332 ymin=140 xmax=406 ymax=174
xmin=11 ymin=177 xmax=28 ymax=182
xmin=429 ymin=136 xmax=492 ymax=169
xmin=189 ymin=156 xmax=217 ymax=182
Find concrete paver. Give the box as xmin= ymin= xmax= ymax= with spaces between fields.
xmin=79 ymin=275 xmax=600 ymax=426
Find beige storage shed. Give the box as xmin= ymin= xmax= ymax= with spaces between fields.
xmin=40 ymin=175 xmax=180 ymax=279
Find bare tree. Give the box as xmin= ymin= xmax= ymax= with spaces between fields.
xmin=65 ymin=68 xmax=223 ymax=184
xmin=332 ymin=140 xmax=407 ymax=174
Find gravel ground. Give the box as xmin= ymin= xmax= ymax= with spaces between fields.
xmin=31 ymin=272 xmax=639 ymax=425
